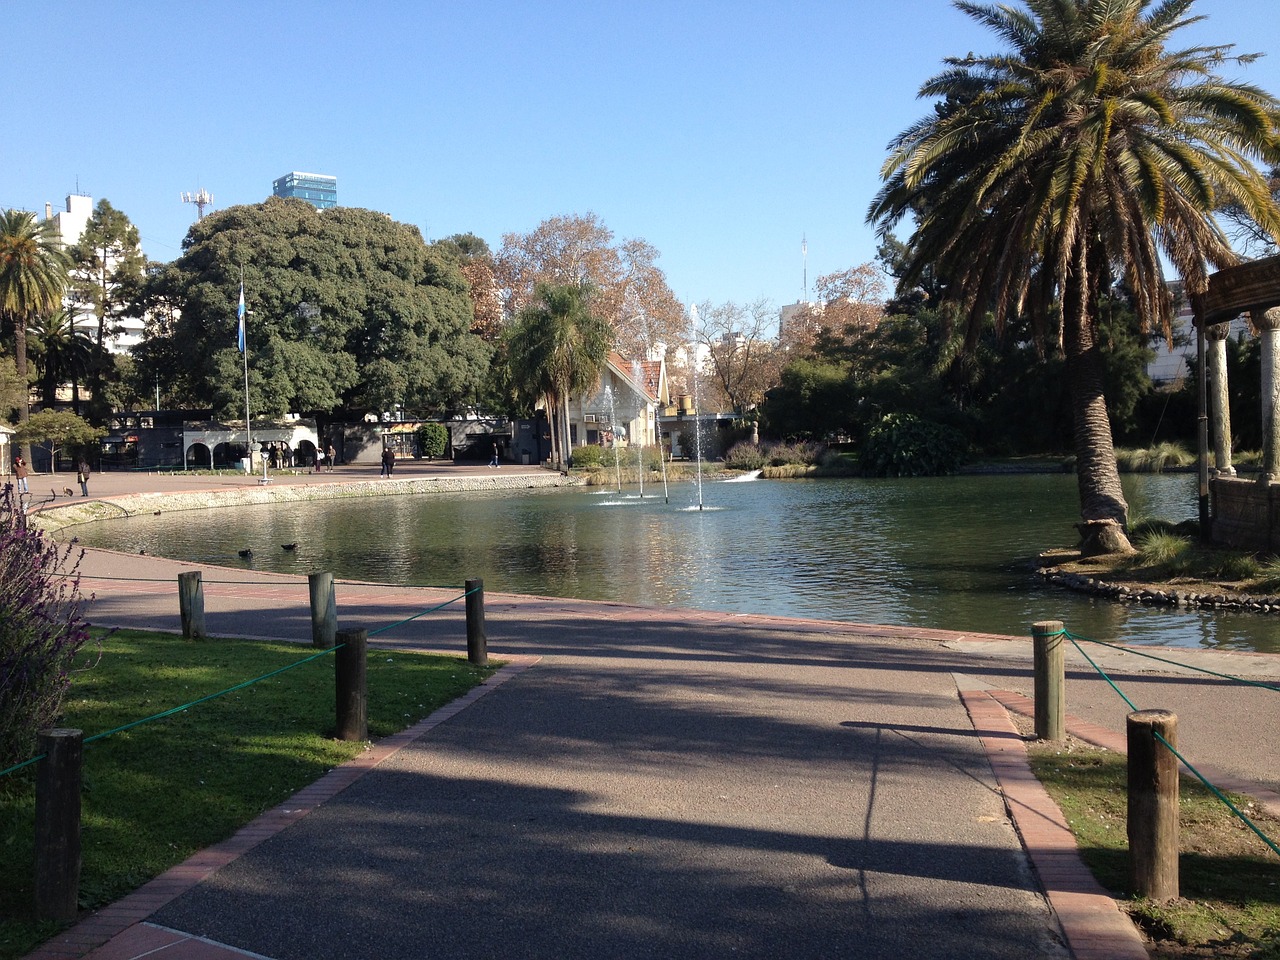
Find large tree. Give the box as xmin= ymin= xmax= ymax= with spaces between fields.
xmin=0 ymin=210 xmax=71 ymax=457
xmin=694 ymin=298 xmax=783 ymax=414
xmin=69 ymin=199 xmax=145 ymax=354
xmin=495 ymin=213 xmax=685 ymax=359
xmin=27 ymin=310 xmax=99 ymax=411
xmin=869 ymin=0 xmax=1280 ymax=554
xmin=149 ymin=198 xmax=490 ymax=420
xmin=505 ymin=282 xmax=611 ymax=468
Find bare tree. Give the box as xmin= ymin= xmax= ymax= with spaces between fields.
xmin=781 ymin=264 xmax=887 ymax=356
xmin=495 ymin=213 xmax=684 ymax=357
xmin=694 ymin=298 xmax=781 ymax=414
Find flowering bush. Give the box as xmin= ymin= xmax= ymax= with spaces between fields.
xmin=0 ymin=484 xmax=95 ymax=769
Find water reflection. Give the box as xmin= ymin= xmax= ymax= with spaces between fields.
xmin=72 ymin=472 xmax=1280 ymax=652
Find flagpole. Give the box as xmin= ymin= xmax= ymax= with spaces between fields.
xmin=239 ymin=269 xmax=253 ymax=473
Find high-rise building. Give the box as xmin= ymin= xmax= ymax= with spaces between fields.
xmin=272 ymin=171 xmax=337 ymax=209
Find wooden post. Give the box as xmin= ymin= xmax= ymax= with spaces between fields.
xmin=465 ymin=578 xmax=487 ymax=666
xmin=35 ymin=728 xmax=83 ymax=922
xmin=1032 ymin=620 xmax=1065 ymax=741
xmin=309 ymin=572 xmax=337 ymax=649
xmin=334 ymin=628 xmax=367 ymax=741
xmin=1128 ymin=709 xmax=1180 ymax=901
xmin=178 ymin=571 xmax=205 ymax=639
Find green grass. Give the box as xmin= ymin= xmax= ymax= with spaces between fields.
xmin=1028 ymin=741 xmax=1280 ymax=957
xmin=0 ymin=629 xmax=497 ymax=960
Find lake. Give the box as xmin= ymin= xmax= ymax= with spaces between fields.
xmin=70 ymin=471 xmax=1280 ymax=653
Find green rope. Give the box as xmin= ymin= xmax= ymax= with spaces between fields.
xmin=0 ymin=754 xmax=45 ymax=779
xmin=1055 ymin=625 xmax=1280 ymax=861
xmin=1065 ymin=630 xmax=1280 ymax=694
xmin=1153 ymin=730 xmax=1280 ymax=860
xmin=368 ymin=587 xmax=476 ymax=636
xmin=1066 ymin=634 xmax=1139 ymax=711
xmin=82 ymin=643 xmax=344 ymax=745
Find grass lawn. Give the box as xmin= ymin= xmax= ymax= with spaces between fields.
xmin=0 ymin=629 xmax=497 ymax=960
xmin=1028 ymin=738 xmax=1280 ymax=958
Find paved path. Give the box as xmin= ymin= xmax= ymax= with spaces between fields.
xmin=17 ymin=466 xmax=1280 ymax=960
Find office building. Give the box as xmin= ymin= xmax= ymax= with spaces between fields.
xmin=272 ymin=171 xmax=337 ymax=209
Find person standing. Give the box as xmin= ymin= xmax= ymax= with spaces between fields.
xmin=76 ymin=456 xmax=91 ymax=497
xmin=327 ymin=444 xmax=336 ymax=472
xmin=13 ymin=454 xmax=29 ymax=494
xmin=381 ymin=446 xmax=396 ymax=477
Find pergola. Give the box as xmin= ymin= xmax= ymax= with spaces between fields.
xmin=1194 ymin=254 xmax=1280 ymax=550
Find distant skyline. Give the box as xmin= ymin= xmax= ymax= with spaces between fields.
xmin=6 ymin=1 xmax=1279 ymax=314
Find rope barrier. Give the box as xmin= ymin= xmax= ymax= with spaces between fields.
xmin=82 ymin=644 xmax=345 ymax=745
xmin=59 ymin=572 xmax=465 ymax=591
xmin=1152 ymin=730 xmax=1280 ymax=859
xmin=0 ymin=586 xmax=476 ymax=780
xmin=1058 ymin=626 xmax=1280 ymax=861
xmin=1065 ymin=629 xmax=1280 ymax=694
xmin=368 ymin=586 xmax=477 ymax=636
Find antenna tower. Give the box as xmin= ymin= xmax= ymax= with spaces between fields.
xmin=802 ymin=235 xmax=808 ymax=303
xmin=181 ymin=188 xmax=214 ymax=219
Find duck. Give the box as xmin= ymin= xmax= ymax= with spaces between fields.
xmin=282 ymin=542 xmax=298 ymax=551
xmin=238 ymin=548 xmax=254 ymax=559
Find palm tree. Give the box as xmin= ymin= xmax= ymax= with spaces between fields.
xmin=27 ymin=310 xmax=99 ymax=411
xmin=868 ymin=0 xmax=1280 ymax=554
xmin=0 ymin=209 xmax=72 ymax=456
xmin=506 ymin=282 xmax=611 ymax=468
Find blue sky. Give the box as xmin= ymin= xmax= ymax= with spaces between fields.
xmin=6 ymin=1 xmax=1278 ymax=312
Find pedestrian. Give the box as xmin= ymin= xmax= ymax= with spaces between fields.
xmin=314 ymin=447 xmax=324 ymax=474
xmin=13 ymin=454 xmax=29 ymax=494
xmin=381 ymin=446 xmax=396 ymax=477
xmin=488 ymin=440 xmax=500 ymax=468
xmin=76 ymin=456 xmax=91 ymax=497
xmin=327 ymin=444 xmax=336 ymax=472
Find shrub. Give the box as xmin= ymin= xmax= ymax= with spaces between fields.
xmin=415 ymin=422 xmax=449 ymax=459
xmin=570 ymin=445 xmax=607 ymax=469
xmin=859 ymin=414 xmax=967 ymax=477
xmin=724 ymin=442 xmax=766 ymax=470
xmin=0 ymin=484 xmax=95 ymax=768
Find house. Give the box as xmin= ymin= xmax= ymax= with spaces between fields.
xmin=566 ymin=353 xmax=670 ymax=452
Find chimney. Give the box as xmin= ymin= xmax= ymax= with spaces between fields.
xmin=45 ymin=202 xmax=53 ymax=219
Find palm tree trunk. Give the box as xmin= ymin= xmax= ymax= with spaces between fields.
xmin=1063 ymin=295 xmax=1133 ymax=556
xmin=14 ymin=320 xmax=32 ymax=463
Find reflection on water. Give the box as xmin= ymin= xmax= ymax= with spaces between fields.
xmin=72 ymin=472 xmax=1280 ymax=652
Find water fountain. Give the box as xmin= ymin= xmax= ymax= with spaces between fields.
xmin=604 ymin=384 xmax=623 ymax=494
xmin=689 ymin=308 xmax=705 ymax=511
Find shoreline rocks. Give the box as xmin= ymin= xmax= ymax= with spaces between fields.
xmin=1036 ymin=566 xmax=1280 ymax=615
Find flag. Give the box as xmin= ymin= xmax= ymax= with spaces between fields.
xmin=237 ymin=283 xmax=246 ymax=353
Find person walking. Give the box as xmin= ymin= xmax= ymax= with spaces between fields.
xmin=381 ymin=446 xmax=396 ymax=478
xmin=76 ymin=456 xmax=91 ymax=497
xmin=327 ymin=444 xmax=336 ymax=472
xmin=488 ymin=440 xmax=500 ymax=468
xmin=13 ymin=454 xmax=29 ymax=494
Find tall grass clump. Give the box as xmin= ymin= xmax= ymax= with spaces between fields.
xmin=1132 ymin=529 xmax=1194 ymax=573
xmin=0 ymin=484 xmax=95 ymax=769
xmin=1116 ymin=443 xmax=1194 ymax=473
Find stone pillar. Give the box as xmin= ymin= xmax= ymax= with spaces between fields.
xmin=1205 ymin=322 xmax=1235 ymax=477
xmin=1255 ymin=309 xmax=1280 ymax=483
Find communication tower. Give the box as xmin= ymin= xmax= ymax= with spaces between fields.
xmin=181 ymin=188 xmax=214 ymax=219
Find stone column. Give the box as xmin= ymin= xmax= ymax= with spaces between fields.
xmin=1205 ymin=322 xmax=1235 ymax=477
xmin=1256 ymin=309 xmax=1280 ymax=483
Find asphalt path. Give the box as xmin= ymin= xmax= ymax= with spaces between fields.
xmin=18 ymin=464 xmax=1280 ymax=959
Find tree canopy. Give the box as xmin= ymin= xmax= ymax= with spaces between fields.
xmin=868 ymin=0 xmax=1280 ymax=554
xmin=149 ymin=198 xmax=491 ymax=420
xmin=495 ymin=213 xmax=684 ymax=358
